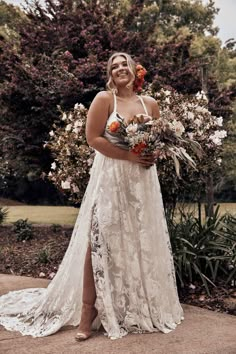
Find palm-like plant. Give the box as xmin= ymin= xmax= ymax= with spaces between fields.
xmin=168 ymin=206 xmax=236 ymax=295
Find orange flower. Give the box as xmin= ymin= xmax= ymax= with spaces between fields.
xmin=109 ymin=121 xmax=120 ymax=133
xmin=134 ymin=64 xmax=147 ymax=92
xmin=132 ymin=142 xmax=147 ymax=154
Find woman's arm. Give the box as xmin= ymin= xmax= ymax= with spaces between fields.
xmin=86 ymin=91 xmax=154 ymax=166
xmin=86 ymin=91 xmax=128 ymax=160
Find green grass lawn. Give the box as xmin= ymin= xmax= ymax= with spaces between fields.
xmin=1 ymin=203 xmax=235 ymax=226
xmin=2 ymin=206 xmax=78 ymax=226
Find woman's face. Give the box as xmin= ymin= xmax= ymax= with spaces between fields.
xmin=110 ymin=55 xmax=133 ymax=87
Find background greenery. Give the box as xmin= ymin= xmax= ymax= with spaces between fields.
xmin=0 ymin=0 xmax=235 ymax=204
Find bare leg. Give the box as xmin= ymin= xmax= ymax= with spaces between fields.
xmin=75 ymin=244 xmax=98 ymax=341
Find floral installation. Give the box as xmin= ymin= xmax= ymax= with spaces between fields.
xmin=45 ymin=103 xmax=94 ymax=203
xmin=46 ymin=87 xmax=227 ymax=203
xmin=133 ymin=64 xmax=147 ymax=92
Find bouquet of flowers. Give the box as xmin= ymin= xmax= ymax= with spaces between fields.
xmin=111 ymin=112 xmax=202 ymax=176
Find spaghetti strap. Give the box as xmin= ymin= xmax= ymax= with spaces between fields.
xmin=138 ymin=95 xmax=148 ymax=116
xmin=113 ymin=92 xmax=117 ymax=114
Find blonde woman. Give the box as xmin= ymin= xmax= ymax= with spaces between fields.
xmin=0 ymin=52 xmax=184 ymax=341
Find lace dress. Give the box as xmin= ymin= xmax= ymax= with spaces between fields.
xmin=0 ymin=93 xmax=184 ymax=339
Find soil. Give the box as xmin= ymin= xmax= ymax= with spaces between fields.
xmin=0 ymin=224 xmax=235 ymax=316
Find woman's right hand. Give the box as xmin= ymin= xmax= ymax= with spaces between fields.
xmin=126 ymin=151 xmax=156 ymax=167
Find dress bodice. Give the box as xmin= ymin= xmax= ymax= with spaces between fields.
xmin=103 ymin=93 xmax=148 ymax=150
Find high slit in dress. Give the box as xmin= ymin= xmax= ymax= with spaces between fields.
xmin=0 ymin=93 xmax=184 ymax=339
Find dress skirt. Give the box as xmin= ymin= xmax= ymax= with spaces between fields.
xmin=0 ymin=152 xmax=184 ymax=338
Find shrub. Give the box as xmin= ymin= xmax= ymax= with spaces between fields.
xmin=37 ymin=248 xmax=51 ymax=264
xmin=12 ymin=218 xmax=33 ymax=241
xmin=168 ymin=205 xmax=236 ymax=294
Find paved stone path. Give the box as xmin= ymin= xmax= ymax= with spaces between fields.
xmin=0 ymin=274 xmax=236 ymax=354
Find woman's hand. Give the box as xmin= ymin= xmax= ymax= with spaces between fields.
xmin=127 ymin=151 xmax=156 ymax=167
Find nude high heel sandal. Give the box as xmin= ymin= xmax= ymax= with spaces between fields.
xmin=75 ymin=245 xmax=98 ymax=341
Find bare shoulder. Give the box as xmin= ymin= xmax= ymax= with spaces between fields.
xmin=141 ymin=95 xmax=158 ymax=106
xmin=141 ymin=95 xmax=160 ymax=118
xmin=94 ymin=90 xmax=112 ymax=103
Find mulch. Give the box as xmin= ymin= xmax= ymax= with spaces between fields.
xmin=0 ymin=224 xmax=235 ymax=316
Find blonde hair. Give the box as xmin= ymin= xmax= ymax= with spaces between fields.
xmin=106 ymin=52 xmax=136 ymax=93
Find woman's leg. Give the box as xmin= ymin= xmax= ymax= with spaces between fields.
xmin=75 ymin=244 xmax=97 ymax=340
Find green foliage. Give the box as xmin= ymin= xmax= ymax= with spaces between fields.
xmin=37 ymin=247 xmax=51 ymax=264
xmin=168 ymin=206 xmax=236 ymax=295
xmin=0 ymin=0 xmax=235 ymax=203
xmin=0 ymin=206 xmax=8 ymax=224
xmin=12 ymin=218 xmax=33 ymax=241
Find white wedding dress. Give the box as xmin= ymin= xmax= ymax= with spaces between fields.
xmin=0 ymin=93 xmax=184 ymax=339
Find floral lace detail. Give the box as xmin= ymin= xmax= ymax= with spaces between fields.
xmin=0 ymin=128 xmax=184 ymax=338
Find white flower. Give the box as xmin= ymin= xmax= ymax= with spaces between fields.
xmin=72 ymin=184 xmax=79 ymax=193
xmin=68 ymin=113 xmax=73 ymax=121
xmin=195 ymin=106 xmax=208 ymax=113
xmin=51 ymin=162 xmax=56 ymax=170
xmin=163 ymin=90 xmax=171 ymax=96
xmin=165 ymin=97 xmax=170 ymax=104
xmin=65 ymin=124 xmax=72 ymax=132
xmin=171 ymin=120 xmax=185 ymax=137
xmin=49 ymin=130 xmax=54 ymax=137
xmin=62 ymin=113 xmax=67 ymax=121
xmin=194 ymin=118 xmax=202 ymax=127
xmin=187 ymin=112 xmax=194 ymax=120
xmin=74 ymin=103 xmax=79 ymax=110
xmin=61 ymin=180 xmax=71 ymax=189
xmin=73 ymin=127 xmax=79 ymax=134
xmin=126 ymin=124 xmax=138 ymax=135
xmin=209 ymin=130 xmax=227 ymax=145
xmin=48 ymin=171 xmax=52 ymax=176
xmin=216 ymin=158 xmax=222 ymax=166
xmin=196 ymin=91 xmax=208 ymax=101
xmin=187 ymin=132 xmax=194 ymax=140
xmin=78 ymin=103 xmax=85 ymax=109
xmin=74 ymin=120 xmax=83 ymax=128
xmin=216 ymin=116 xmax=223 ymax=127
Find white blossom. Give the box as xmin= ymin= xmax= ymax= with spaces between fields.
xmin=73 ymin=127 xmax=80 ymax=134
xmin=62 ymin=113 xmax=67 ymax=121
xmin=171 ymin=120 xmax=185 ymax=137
xmin=187 ymin=132 xmax=194 ymax=140
xmin=65 ymin=123 xmax=72 ymax=132
xmin=187 ymin=112 xmax=194 ymax=120
xmin=49 ymin=130 xmax=54 ymax=137
xmin=209 ymin=130 xmax=227 ymax=145
xmin=61 ymin=180 xmax=71 ymax=189
xmin=126 ymin=124 xmax=138 ymax=135
xmin=51 ymin=162 xmax=57 ymax=170
xmin=74 ymin=103 xmax=79 ymax=110
xmin=216 ymin=158 xmax=222 ymax=166
xmin=163 ymin=90 xmax=171 ymax=96
xmin=72 ymin=184 xmax=79 ymax=193
xmin=194 ymin=118 xmax=202 ymax=127
xmin=216 ymin=116 xmax=223 ymax=127
xmin=74 ymin=120 xmax=83 ymax=128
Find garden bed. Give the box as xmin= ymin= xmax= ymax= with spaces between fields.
xmin=0 ymin=224 xmax=235 ymax=316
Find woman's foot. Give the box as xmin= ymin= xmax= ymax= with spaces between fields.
xmin=75 ymin=305 xmax=98 ymax=341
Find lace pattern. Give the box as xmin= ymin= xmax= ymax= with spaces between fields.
xmin=0 ymin=110 xmax=184 ymax=338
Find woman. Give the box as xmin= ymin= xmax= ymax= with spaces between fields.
xmin=0 ymin=52 xmax=184 ymax=340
